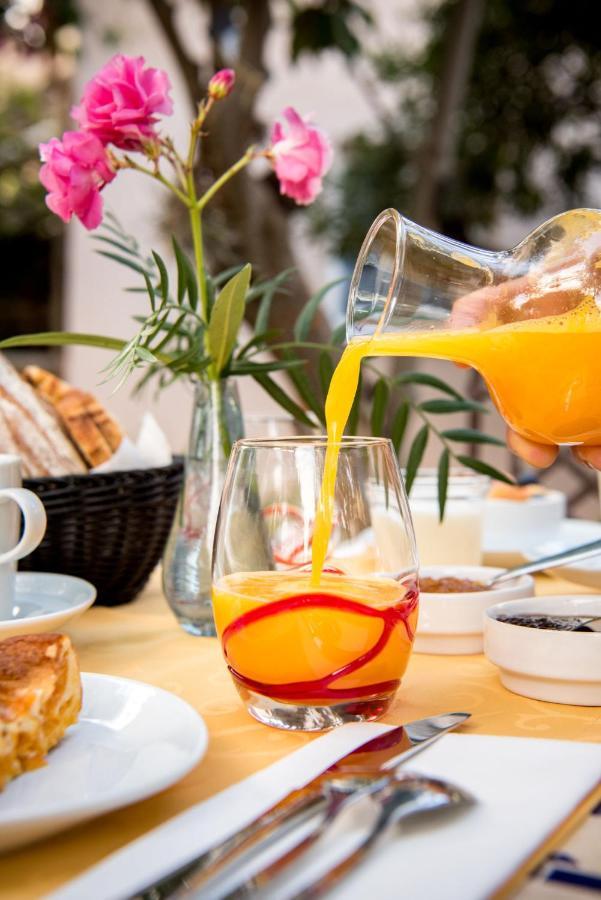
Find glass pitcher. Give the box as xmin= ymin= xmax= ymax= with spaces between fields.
xmin=346 ymin=208 xmax=601 ymax=447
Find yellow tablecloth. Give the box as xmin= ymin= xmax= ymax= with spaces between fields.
xmin=3 ymin=573 xmax=601 ymax=899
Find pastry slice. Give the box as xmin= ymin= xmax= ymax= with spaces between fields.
xmin=0 ymin=633 xmax=82 ymax=790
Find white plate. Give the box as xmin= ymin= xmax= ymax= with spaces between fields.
xmin=0 ymin=673 xmax=208 ymax=851
xmin=0 ymin=572 xmax=96 ymax=637
xmin=522 ymin=519 xmax=601 ymax=589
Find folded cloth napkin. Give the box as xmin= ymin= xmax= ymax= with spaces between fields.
xmin=47 ymin=727 xmax=600 ymax=900
xmin=91 ymin=413 xmax=172 ymax=473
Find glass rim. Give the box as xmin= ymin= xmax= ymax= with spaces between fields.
xmin=234 ymin=435 xmax=393 ymax=451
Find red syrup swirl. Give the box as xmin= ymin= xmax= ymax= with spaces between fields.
xmin=222 ymin=584 xmax=419 ymax=703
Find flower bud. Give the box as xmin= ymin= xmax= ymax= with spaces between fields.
xmin=208 ymin=68 xmax=236 ymax=101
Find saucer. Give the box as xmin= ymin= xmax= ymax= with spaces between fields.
xmin=483 ymin=517 xmax=601 ymax=571
xmin=521 ymin=519 xmax=601 ymax=589
xmin=0 ymin=572 xmax=96 ymax=637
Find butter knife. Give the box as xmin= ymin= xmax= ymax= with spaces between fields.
xmin=131 ymin=711 xmax=469 ymax=900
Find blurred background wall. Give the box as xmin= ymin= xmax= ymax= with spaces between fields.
xmin=1 ymin=0 xmax=600 ymax=514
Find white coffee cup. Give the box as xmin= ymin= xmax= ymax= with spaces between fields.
xmin=0 ymin=454 xmax=46 ymax=619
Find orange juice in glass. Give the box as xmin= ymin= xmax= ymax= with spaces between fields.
xmin=212 ymin=437 xmax=418 ymax=731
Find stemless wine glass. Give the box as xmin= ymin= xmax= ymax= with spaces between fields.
xmin=212 ymin=436 xmax=419 ymax=732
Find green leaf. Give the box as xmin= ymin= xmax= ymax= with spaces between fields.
xmin=456 ymin=456 xmax=514 ymax=484
xmin=172 ymin=236 xmax=198 ymax=309
xmin=282 ymin=349 xmax=326 ymax=424
xmin=93 ymin=234 xmax=140 ymax=257
xmin=135 ymin=346 xmax=158 ymax=363
xmin=228 ymin=359 xmax=305 ymax=375
xmin=319 ymin=351 xmax=334 ymax=398
xmin=251 ymin=340 xmax=340 ymax=356
xmin=419 ymin=398 xmax=489 ymax=414
xmin=255 ymin=270 xmax=295 ymax=335
xmin=236 ymin=329 xmax=281 ymax=359
xmin=405 ymin=425 xmax=429 ymax=494
xmin=252 ymin=373 xmax=317 ymax=429
xmin=142 ymin=272 xmax=156 ymax=312
xmin=437 ymin=449 xmax=450 ymax=522
xmin=441 ymin=428 xmax=504 ymax=446
xmin=152 ymin=251 xmax=169 ymax=305
xmin=294 ymin=278 xmax=345 ymax=341
xmin=0 ymin=332 xmax=128 ymax=353
xmin=330 ymin=321 xmax=347 ymax=346
xmin=391 ymin=402 xmax=409 ymax=455
xmin=246 ymin=267 xmax=295 ymax=303
xmin=97 ymin=250 xmax=153 ymax=277
xmin=370 ymin=378 xmax=389 ymax=436
xmin=208 ymin=264 xmax=252 ymax=374
xmin=212 ymin=264 xmax=244 ymax=288
xmin=394 ymin=372 xmax=462 ymax=399
xmin=152 ymin=312 xmax=189 ymax=353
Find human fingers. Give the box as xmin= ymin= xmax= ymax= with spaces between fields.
xmin=506 ymin=427 xmax=558 ymax=469
xmin=573 ymin=445 xmax=601 ymax=471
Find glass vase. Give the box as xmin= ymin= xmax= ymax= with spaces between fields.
xmin=162 ymin=378 xmax=243 ymax=636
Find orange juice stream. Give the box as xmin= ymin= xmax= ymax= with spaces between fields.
xmin=312 ymin=296 xmax=601 ymax=579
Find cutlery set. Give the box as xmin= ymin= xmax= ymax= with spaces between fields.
xmin=133 ymin=713 xmax=473 ymax=900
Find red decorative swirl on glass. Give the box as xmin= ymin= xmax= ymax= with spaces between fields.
xmin=222 ymin=585 xmax=418 ymax=703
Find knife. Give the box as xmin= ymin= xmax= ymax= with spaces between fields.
xmin=131 ymin=711 xmax=470 ymax=900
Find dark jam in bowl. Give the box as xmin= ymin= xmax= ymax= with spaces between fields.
xmin=420 ymin=576 xmax=489 ymax=594
xmin=495 ymin=614 xmax=597 ymax=632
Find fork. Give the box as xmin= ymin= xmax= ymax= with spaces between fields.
xmin=290 ymin=773 xmax=473 ymax=899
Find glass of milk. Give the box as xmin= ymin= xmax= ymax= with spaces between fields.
xmin=408 ymin=469 xmax=489 ymax=566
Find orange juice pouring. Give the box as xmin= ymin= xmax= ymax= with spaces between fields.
xmin=212 ymin=437 xmax=418 ymax=731
xmin=311 ymin=208 xmax=601 ymax=587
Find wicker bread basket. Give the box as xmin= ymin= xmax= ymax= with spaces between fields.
xmin=20 ymin=460 xmax=183 ymax=606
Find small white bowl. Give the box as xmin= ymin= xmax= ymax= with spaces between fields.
xmin=415 ymin=565 xmax=535 ymax=655
xmin=484 ymin=596 xmax=601 ymax=706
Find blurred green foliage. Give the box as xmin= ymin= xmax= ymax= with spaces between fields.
xmin=290 ymin=0 xmax=373 ymax=60
xmin=0 ymin=0 xmax=80 ymax=238
xmin=315 ymin=0 xmax=601 ymax=252
xmin=0 ymin=85 xmax=59 ymax=237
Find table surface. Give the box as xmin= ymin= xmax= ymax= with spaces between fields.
xmin=3 ymin=572 xmax=601 ymax=899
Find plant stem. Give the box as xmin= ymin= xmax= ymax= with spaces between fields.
xmin=119 ymin=155 xmax=190 ymax=205
xmin=195 ymin=148 xmax=255 ymax=212
xmin=189 ymin=203 xmax=208 ymax=322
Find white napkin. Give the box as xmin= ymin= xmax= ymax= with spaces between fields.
xmin=47 ymin=728 xmax=600 ymax=900
xmin=91 ymin=413 xmax=172 ymax=473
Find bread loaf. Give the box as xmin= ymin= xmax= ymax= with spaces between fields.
xmin=0 ymin=355 xmax=86 ymax=476
xmin=23 ymin=366 xmax=123 ymax=467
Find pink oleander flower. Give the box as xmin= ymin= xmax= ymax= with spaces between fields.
xmin=208 ymin=68 xmax=236 ymax=100
xmin=39 ymin=131 xmax=116 ymax=230
xmin=71 ymin=54 xmax=173 ymax=149
xmin=269 ymin=107 xmax=332 ymax=206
